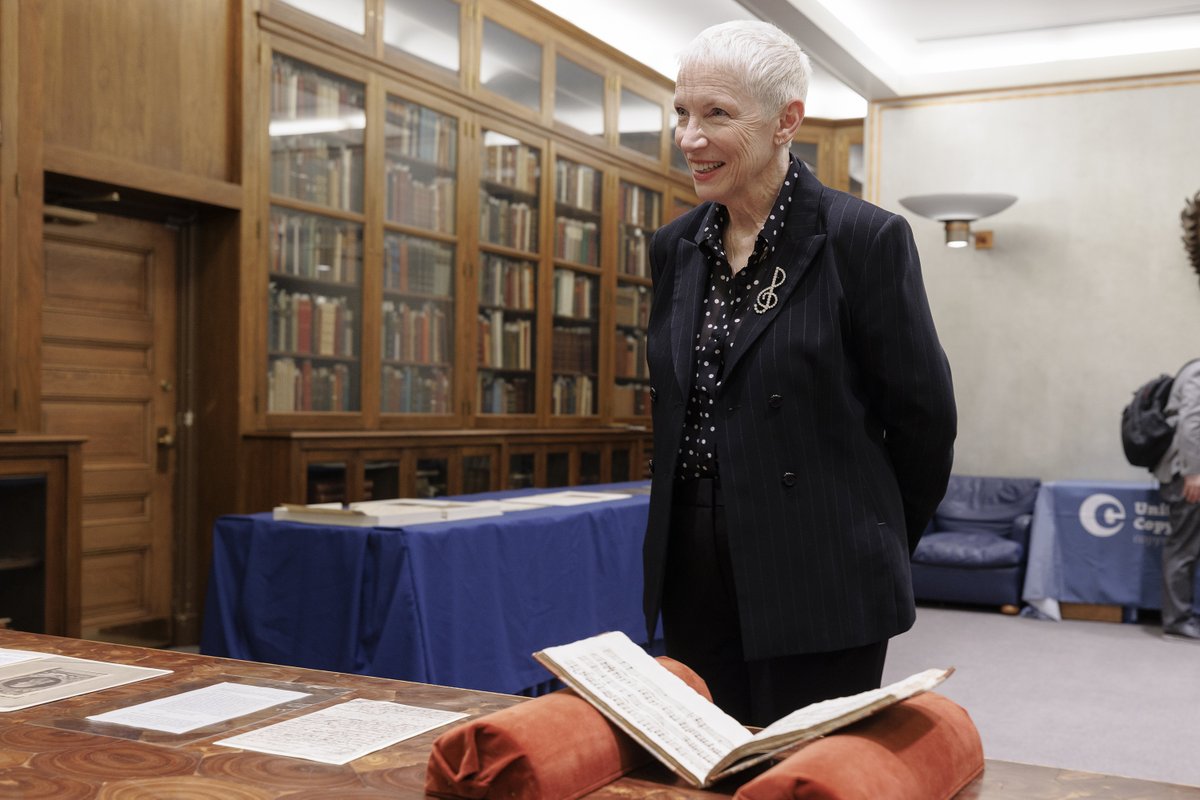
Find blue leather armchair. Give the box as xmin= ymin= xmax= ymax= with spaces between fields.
xmin=911 ymin=475 xmax=1041 ymax=613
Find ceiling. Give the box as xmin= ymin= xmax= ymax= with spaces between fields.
xmin=530 ymin=0 xmax=1200 ymax=118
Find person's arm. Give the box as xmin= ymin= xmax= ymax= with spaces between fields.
xmin=1174 ymin=367 xmax=1200 ymax=501
xmin=848 ymin=214 xmax=957 ymax=551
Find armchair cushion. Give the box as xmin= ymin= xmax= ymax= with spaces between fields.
xmin=913 ymin=532 xmax=1024 ymax=568
xmin=933 ymin=476 xmax=1040 ymax=538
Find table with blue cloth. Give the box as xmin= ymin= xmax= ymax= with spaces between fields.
xmin=1022 ymin=479 xmax=1200 ymax=620
xmin=201 ymin=482 xmax=655 ymax=695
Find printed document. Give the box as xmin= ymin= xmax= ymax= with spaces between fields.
xmin=215 ymin=699 xmax=467 ymax=765
xmin=87 ymin=681 xmax=310 ymax=734
xmin=0 ymin=652 xmax=169 ymax=712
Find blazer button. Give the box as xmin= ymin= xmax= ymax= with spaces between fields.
xmin=768 ymin=393 xmax=783 ymax=408
xmin=650 ymin=387 xmax=658 ymax=403
xmin=782 ymin=472 xmax=797 ymax=487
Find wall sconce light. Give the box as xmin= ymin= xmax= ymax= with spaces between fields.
xmin=898 ymin=193 xmax=1017 ymax=249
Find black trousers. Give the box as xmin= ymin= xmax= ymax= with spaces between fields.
xmin=662 ymin=477 xmax=888 ymax=727
xmin=1162 ymin=479 xmax=1200 ymax=628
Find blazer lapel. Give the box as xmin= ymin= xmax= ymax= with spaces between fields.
xmin=721 ymin=166 xmax=827 ymax=386
xmin=669 ymin=237 xmax=708 ymax=401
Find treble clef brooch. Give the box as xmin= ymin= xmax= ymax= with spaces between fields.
xmin=753 ymin=266 xmax=787 ymax=314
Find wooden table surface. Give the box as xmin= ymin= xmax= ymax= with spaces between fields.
xmin=0 ymin=630 xmax=1196 ymax=799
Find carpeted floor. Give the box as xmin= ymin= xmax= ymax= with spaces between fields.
xmin=883 ymin=605 xmax=1200 ymax=788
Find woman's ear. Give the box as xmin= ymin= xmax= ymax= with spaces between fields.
xmin=776 ymin=100 xmax=805 ymax=145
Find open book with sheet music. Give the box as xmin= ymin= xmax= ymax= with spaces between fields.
xmin=534 ymin=631 xmax=951 ymax=788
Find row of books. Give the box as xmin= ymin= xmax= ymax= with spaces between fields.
xmin=553 ymin=269 xmax=596 ymax=320
xmin=554 ymin=160 xmax=600 ymax=212
xmin=381 ymin=364 xmax=451 ymax=415
xmin=385 ymin=165 xmax=455 ymax=234
xmin=385 ymin=100 xmax=457 ymax=169
xmin=613 ymin=330 xmax=649 ymax=379
xmin=552 ymin=325 xmax=596 ymax=374
xmin=382 ymin=301 xmax=451 ymax=364
xmin=477 ymin=374 xmax=533 ymax=415
xmin=481 ymin=142 xmax=541 ymax=193
xmin=618 ymin=224 xmax=650 ymax=278
xmin=551 ymin=374 xmax=595 ymax=416
xmin=612 ymin=381 xmax=651 ymax=417
xmin=270 ymin=208 xmax=361 ymax=284
xmin=553 ymin=217 xmax=599 ymax=266
xmin=615 ymin=284 xmax=651 ymax=328
xmin=269 ymin=285 xmax=358 ymax=358
xmin=268 ymin=358 xmax=356 ymax=412
xmin=271 ymin=56 xmax=364 ymax=123
xmin=480 ymin=254 xmax=536 ymax=310
xmin=619 ymin=182 xmax=662 ymax=229
xmin=270 ymin=142 xmax=363 ymax=213
xmin=384 ymin=235 xmax=454 ymax=296
xmin=479 ymin=192 xmax=538 ymax=252
xmin=477 ymin=311 xmax=533 ymax=370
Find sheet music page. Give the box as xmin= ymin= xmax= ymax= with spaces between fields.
xmin=537 ymin=631 xmax=751 ymax=785
xmin=87 ymin=682 xmax=310 ymax=733
xmin=751 ymin=667 xmax=950 ymax=743
xmin=214 ymin=699 xmax=467 ymax=765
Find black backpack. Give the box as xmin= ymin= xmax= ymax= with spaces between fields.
xmin=1121 ymin=374 xmax=1177 ymax=468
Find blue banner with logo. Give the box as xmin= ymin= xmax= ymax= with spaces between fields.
xmin=1024 ymin=480 xmax=1176 ymax=614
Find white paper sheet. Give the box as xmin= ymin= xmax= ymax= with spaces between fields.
xmin=87 ymin=681 xmax=310 ymax=733
xmin=499 ymin=490 xmax=632 ymax=507
xmin=0 ymin=648 xmax=45 ymax=667
xmin=214 ymin=698 xmax=467 ymax=765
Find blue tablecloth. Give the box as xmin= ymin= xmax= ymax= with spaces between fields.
xmin=201 ymin=482 xmax=654 ymax=694
xmin=1022 ymin=480 xmax=1199 ymax=620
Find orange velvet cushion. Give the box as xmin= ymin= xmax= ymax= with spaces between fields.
xmin=425 ymin=656 xmax=711 ymax=800
xmin=734 ymin=692 xmax=983 ymax=800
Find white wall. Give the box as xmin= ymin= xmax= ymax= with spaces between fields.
xmin=868 ymin=74 xmax=1200 ymax=481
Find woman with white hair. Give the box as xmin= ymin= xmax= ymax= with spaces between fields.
xmin=641 ymin=20 xmax=957 ymax=726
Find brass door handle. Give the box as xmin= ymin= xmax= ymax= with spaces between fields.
xmin=157 ymin=427 xmax=176 ymax=448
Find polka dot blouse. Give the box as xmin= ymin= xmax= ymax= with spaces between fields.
xmin=675 ymin=156 xmax=802 ymax=481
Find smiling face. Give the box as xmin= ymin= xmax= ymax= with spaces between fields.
xmin=673 ymin=65 xmax=790 ymax=213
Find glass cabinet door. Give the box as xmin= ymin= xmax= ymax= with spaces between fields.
xmin=554 ymin=56 xmax=604 ymax=139
xmin=382 ymin=95 xmax=458 ymax=416
xmin=551 ymin=156 xmax=601 ymax=418
xmin=614 ymin=179 xmax=659 ymax=418
xmin=277 ymin=0 xmax=365 ymax=34
xmin=546 ymin=450 xmax=569 ymax=487
xmin=306 ymin=461 xmax=349 ymax=503
xmin=384 ymin=0 xmax=460 ymax=73
xmin=508 ymin=452 xmax=536 ymax=489
xmin=619 ymin=88 xmax=662 ymax=160
xmin=480 ymin=18 xmax=541 ymax=113
xmin=267 ymin=54 xmax=365 ymax=413
xmin=364 ymin=459 xmax=400 ymax=500
xmin=477 ymin=129 xmax=540 ymax=416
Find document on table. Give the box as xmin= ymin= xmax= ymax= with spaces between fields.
xmin=214 ymin=698 xmax=467 ymax=765
xmin=87 ymin=682 xmax=310 ymax=733
xmin=0 ymin=653 xmax=170 ymax=712
xmin=497 ymin=490 xmax=632 ymax=508
xmin=0 ymin=648 xmax=45 ymax=667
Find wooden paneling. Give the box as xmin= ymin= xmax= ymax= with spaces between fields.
xmin=41 ymin=0 xmax=237 ymax=184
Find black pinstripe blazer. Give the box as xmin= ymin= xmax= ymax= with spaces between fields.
xmin=643 ymin=165 xmax=957 ymax=660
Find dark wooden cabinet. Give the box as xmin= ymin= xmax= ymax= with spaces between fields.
xmin=0 ymin=436 xmax=84 ymax=637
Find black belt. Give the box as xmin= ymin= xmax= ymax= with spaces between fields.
xmin=672 ymin=476 xmax=723 ymax=508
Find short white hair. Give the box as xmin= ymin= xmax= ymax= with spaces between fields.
xmin=678 ymin=20 xmax=811 ymax=114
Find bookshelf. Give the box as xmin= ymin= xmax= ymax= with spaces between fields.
xmin=551 ymin=154 xmax=602 ymax=418
xmin=381 ymin=95 xmax=459 ymax=416
xmin=266 ymin=53 xmax=365 ymax=413
xmin=613 ymin=177 xmax=660 ymax=419
xmin=476 ymin=127 xmax=541 ymax=417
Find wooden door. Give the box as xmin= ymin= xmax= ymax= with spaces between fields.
xmin=41 ymin=215 xmax=177 ymax=642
